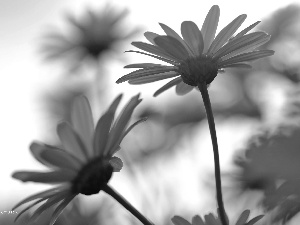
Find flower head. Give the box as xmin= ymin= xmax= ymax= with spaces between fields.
xmin=171 ymin=209 xmax=263 ymax=225
xmin=12 ymin=94 xmax=144 ymax=225
xmin=41 ymin=5 xmax=138 ymax=72
xmin=117 ymin=5 xmax=274 ymax=96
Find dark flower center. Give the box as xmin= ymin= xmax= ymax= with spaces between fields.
xmin=72 ymin=157 xmax=113 ymax=195
xmin=178 ymin=56 xmax=219 ymax=86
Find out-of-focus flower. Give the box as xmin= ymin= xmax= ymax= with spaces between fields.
xmin=231 ymin=128 xmax=300 ymax=223
xmin=12 ymin=94 xmax=144 ymax=225
xmin=41 ymin=5 xmax=138 ymax=72
xmin=117 ymin=5 xmax=274 ymax=96
xmin=171 ymin=210 xmax=263 ymax=225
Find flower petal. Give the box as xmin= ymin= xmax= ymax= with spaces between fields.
xmin=30 ymin=142 xmax=83 ymax=171
xmin=14 ymin=198 xmax=46 ymax=222
xmin=124 ymin=50 xmax=178 ymax=65
xmin=71 ymin=96 xmax=94 ymax=158
xmin=172 ymin=216 xmax=191 ymax=225
xmin=154 ymin=36 xmax=189 ymax=60
xmin=159 ymin=23 xmax=193 ymax=55
xmin=131 ymin=41 xmax=178 ymax=61
xmin=124 ymin=63 xmax=165 ymax=68
xmin=236 ymin=210 xmax=250 ymax=225
xmin=201 ymin=5 xmax=220 ymax=53
xmin=219 ymin=50 xmax=274 ymax=66
xmin=220 ymin=34 xmax=271 ymax=61
xmin=129 ymin=71 xmax=179 ymax=84
xmin=12 ymin=170 xmax=76 ymax=183
xmin=208 ymin=14 xmax=247 ymax=55
xmin=221 ymin=63 xmax=252 ymax=69
xmin=94 ymin=94 xmax=122 ymax=156
xmin=49 ymin=195 xmax=75 ymax=225
xmin=12 ymin=186 xmax=68 ymax=210
xmin=114 ymin=118 xmax=147 ymax=156
xmin=104 ymin=94 xmax=142 ymax=156
xmin=181 ymin=21 xmax=204 ymax=56
xmin=109 ymin=156 xmax=123 ymax=172
xmin=29 ymin=192 xmax=69 ymax=223
xmin=175 ymin=82 xmax=193 ymax=95
xmin=192 ymin=215 xmax=205 ymax=225
xmin=232 ymin=21 xmax=261 ymax=40
xmin=117 ymin=66 xmax=177 ymax=83
xmin=214 ymin=32 xmax=270 ymax=59
xmin=57 ymin=122 xmax=88 ymax=160
xmin=204 ymin=213 xmax=221 ymax=225
xmin=246 ymin=215 xmax=264 ymax=225
xmin=144 ymin=31 xmax=160 ymax=45
xmin=154 ymin=77 xmax=182 ymax=97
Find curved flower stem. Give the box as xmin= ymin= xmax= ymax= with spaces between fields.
xmin=198 ymin=82 xmax=228 ymax=225
xmin=103 ymin=184 xmax=155 ymax=225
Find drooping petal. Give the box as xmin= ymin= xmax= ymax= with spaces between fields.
xmin=154 ymin=36 xmax=189 ymax=60
xmin=131 ymin=41 xmax=178 ymax=61
xmin=104 ymin=94 xmax=142 ymax=156
xmin=71 ymin=96 xmax=94 ymax=158
xmin=93 ymin=94 xmax=122 ymax=156
xmin=129 ymin=71 xmax=179 ymax=84
xmin=175 ymin=82 xmax=194 ymax=95
xmin=219 ymin=50 xmax=274 ymax=66
xmin=192 ymin=215 xmax=205 ymax=225
xmin=181 ymin=21 xmax=204 ymax=56
xmin=208 ymin=14 xmax=247 ymax=55
xmin=159 ymin=23 xmax=193 ymax=55
xmin=201 ymin=5 xmax=220 ymax=53
xmin=14 ymin=198 xmax=46 ymax=222
xmin=109 ymin=156 xmax=123 ymax=172
xmin=124 ymin=63 xmax=165 ymax=68
xmin=144 ymin=31 xmax=160 ymax=45
xmin=232 ymin=21 xmax=261 ymax=41
xmin=12 ymin=186 xmax=69 ymax=210
xmin=57 ymin=122 xmax=88 ymax=160
xmin=12 ymin=170 xmax=76 ymax=183
xmin=236 ymin=210 xmax=250 ymax=225
xmin=49 ymin=195 xmax=75 ymax=225
xmin=213 ymin=32 xmax=269 ymax=59
xmin=117 ymin=66 xmax=177 ymax=83
xmin=172 ymin=216 xmax=191 ymax=225
xmin=30 ymin=142 xmax=83 ymax=171
xmin=153 ymin=77 xmax=182 ymax=97
xmin=29 ymin=192 xmax=69 ymax=223
xmin=124 ymin=50 xmax=178 ymax=65
xmin=246 ymin=215 xmax=264 ymax=225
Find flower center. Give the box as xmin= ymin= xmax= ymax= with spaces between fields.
xmin=72 ymin=157 xmax=113 ymax=195
xmin=178 ymin=55 xmax=219 ymax=86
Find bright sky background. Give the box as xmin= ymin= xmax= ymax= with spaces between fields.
xmin=1 ymin=0 xmax=299 ymax=220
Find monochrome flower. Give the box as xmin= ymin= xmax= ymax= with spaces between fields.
xmin=12 ymin=94 xmax=144 ymax=225
xmin=171 ymin=209 xmax=263 ymax=225
xmin=41 ymin=5 xmax=138 ymax=72
xmin=117 ymin=5 xmax=274 ymax=96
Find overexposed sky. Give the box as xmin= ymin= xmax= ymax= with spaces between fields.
xmin=0 ymin=0 xmax=299 ymax=213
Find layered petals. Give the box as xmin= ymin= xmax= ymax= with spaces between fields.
xmin=119 ymin=5 xmax=273 ymax=97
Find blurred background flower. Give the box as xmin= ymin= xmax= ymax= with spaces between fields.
xmin=3 ymin=1 xmax=300 ymax=225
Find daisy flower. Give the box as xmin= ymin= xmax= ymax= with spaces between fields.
xmin=12 ymin=94 xmax=145 ymax=225
xmin=171 ymin=210 xmax=264 ymax=225
xmin=41 ymin=5 xmax=138 ymax=72
xmin=116 ymin=5 xmax=274 ymax=96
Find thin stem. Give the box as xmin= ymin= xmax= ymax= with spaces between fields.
xmin=198 ymin=83 xmax=228 ymax=225
xmin=103 ymin=184 xmax=154 ymax=225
